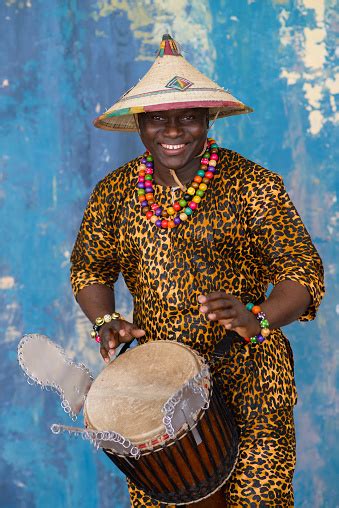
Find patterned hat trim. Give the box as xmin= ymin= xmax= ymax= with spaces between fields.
xmin=104 ymin=100 xmax=247 ymax=119
xmin=157 ymin=34 xmax=182 ymax=57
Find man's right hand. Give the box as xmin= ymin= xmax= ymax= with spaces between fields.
xmin=99 ymin=319 xmax=146 ymax=363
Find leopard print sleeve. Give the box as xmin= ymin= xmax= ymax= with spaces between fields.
xmin=70 ymin=177 xmax=121 ymax=297
xmin=243 ymin=168 xmax=325 ymax=321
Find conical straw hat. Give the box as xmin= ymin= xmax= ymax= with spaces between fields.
xmin=94 ymin=34 xmax=253 ymax=132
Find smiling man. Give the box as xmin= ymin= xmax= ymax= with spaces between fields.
xmin=70 ymin=35 xmax=324 ymax=507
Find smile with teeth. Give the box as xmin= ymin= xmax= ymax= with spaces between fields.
xmin=161 ymin=143 xmax=186 ymax=150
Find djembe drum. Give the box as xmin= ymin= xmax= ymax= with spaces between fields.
xmin=84 ymin=341 xmax=238 ymax=505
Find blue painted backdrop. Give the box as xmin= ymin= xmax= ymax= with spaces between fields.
xmin=1 ymin=0 xmax=338 ymax=506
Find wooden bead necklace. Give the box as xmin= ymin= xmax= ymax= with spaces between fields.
xmin=137 ymin=138 xmax=219 ymax=228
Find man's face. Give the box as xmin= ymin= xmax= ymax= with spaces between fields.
xmin=138 ymin=108 xmax=208 ymax=172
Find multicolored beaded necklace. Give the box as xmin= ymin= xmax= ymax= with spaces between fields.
xmin=137 ymin=138 xmax=219 ymax=228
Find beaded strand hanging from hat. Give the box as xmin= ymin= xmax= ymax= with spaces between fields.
xmin=137 ymin=138 xmax=219 ymax=229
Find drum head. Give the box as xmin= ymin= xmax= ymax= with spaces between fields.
xmin=84 ymin=341 xmax=202 ymax=443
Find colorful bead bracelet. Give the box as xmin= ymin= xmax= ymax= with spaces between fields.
xmin=90 ymin=312 xmax=123 ymax=344
xmin=244 ymin=303 xmax=270 ymax=344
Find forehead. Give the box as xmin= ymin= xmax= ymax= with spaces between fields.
xmin=141 ymin=108 xmax=208 ymax=119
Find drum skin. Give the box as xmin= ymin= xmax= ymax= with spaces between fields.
xmin=85 ymin=341 xmax=238 ymax=505
xmin=84 ymin=341 xmax=202 ymax=444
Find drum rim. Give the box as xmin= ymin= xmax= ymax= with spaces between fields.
xmin=84 ymin=340 xmax=208 ymax=445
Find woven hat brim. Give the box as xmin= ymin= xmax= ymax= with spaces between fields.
xmin=93 ymin=53 xmax=253 ymax=131
xmin=94 ymin=101 xmax=253 ymax=132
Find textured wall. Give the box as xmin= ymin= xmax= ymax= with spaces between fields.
xmin=1 ymin=0 xmax=338 ymax=507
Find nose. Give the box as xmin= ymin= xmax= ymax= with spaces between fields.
xmin=163 ymin=117 xmax=183 ymax=138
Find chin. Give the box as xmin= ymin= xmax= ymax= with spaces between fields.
xmin=159 ymin=154 xmax=191 ymax=170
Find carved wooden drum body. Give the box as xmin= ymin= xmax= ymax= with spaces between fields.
xmin=85 ymin=341 xmax=239 ymax=505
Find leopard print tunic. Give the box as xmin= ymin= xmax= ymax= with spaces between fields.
xmin=70 ymin=148 xmax=324 ymax=506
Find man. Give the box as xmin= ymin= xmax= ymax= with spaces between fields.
xmin=71 ymin=34 xmax=324 ymax=507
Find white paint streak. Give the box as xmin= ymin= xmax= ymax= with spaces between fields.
xmin=308 ymin=109 xmax=324 ymax=135
xmin=61 ymin=249 xmax=70 ymax=268
xmin=278 ymin=9 xmax=293 ymax=46
xmin=327 ymin=264 xmax=336 ymax=275
xmin=280 ymin=69 xmax=301 ymax=85
xmin=73 ymin=306 xmax=101 ymax=374
xmin=92 ymin=0 xmax=215 ymax=72
xmin=0 ymin=276 xmax=15 ymax=289
xmin=303 ymin=27 xmax=327 ymax=70
xmin=1 ymin=79 xmax=9 ymax=88
xmin=95 ymin=29 xmax=108 ymax=38
xmin=2 ymin=301 xmax=21 ymax=343
xmin=6 ymin=0 xmax=32 ymax=6
xmin=13 ymin=480 xmax=26 ymax=488
xmin=302 ymin=0 xmax=324 ymax=20
xmin=326 ymin=74 xmax=339 ymax=95
xmin=100 ymin=148 xmax=111 ymax=164
xmin=278 ymin=0 xmax=338 ymax=136
xmin=5 ymin=325 xmax=21 ymax=343
xmin=303 ymin=83 xmax=322 ymax=109
xmin=52 ymin=175 xmax=57 ymax=208
xmin=6 ymin=322 xmax=20 ymax=342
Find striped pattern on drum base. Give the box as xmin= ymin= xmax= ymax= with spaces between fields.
xmin=104 ymin=382 xmax=238 ymax=506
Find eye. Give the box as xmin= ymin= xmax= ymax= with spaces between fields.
xmin=150 ymin=114 xmax=166 ymax=121
xmin=181 ymin=112 xmax=204 ymax=123
xmin=181 ymin=114 xmax=195 ymax=121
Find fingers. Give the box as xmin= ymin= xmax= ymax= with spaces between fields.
xmin=100 ymin=345 xmax=111 ymax=363
xmin=198 ymin=292 xmax=249 ymax=332
xmin=119 ymin=325 xmax=145 ymax=341
xmin=199 ymin=302 xmax=235 ymax=316
xmin=218 ymin=318 xmax=240 ymax=329
xmin=98 ymin=320 xmax=145 ymax=363
xmin=202 ymin=308 xmax=237 ymax=322
xmin=99 ymin=328 xmax=118 ymax=362
xmin=198 ymin=292 xmax=235 ymax=304
xmin=198 ymin=292 xmax=261 ymax=337
xmin=198 ymin=292 xmax=238 ymax=321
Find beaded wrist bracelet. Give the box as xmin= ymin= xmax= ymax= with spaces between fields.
xmin=90 ymin=312 xmax=123 ymax=344
xmin=244 ymin=303 xmax=270 ymax=344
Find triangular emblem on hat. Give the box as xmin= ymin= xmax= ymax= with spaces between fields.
xmin=165 ymin=76 xmax=193 ymax=91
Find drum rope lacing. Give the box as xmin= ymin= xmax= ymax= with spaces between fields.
xmin=50 ymin=423 xmax=140 ymax=458
xmin=162 ymin=366 xmax=210 ymax=439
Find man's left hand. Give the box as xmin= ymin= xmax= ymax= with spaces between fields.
xmin=198 ymin=292 xmax=260 ymax=338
